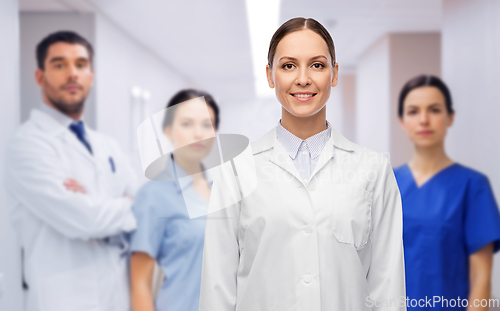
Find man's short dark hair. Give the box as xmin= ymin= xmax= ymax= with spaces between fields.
xmin=36 ymin=30 xmax=94 ymax=70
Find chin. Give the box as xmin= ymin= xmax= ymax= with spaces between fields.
xmin=286 ymin=105 xmax=323 ymax=118
xmin=66 ymin=95 xmax=85 ymax=104
xmin=415 ymin=139 xmax=440 ymax=149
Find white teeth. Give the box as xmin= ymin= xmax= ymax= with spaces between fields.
xmin=293 ymin=94 xmax=314 ymax=98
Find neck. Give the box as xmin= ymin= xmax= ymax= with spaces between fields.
xmin=173 ymin=154 xmax=204 ymax=181
xmin=280 ymin=106 xmax=327 ymax=140
xmin=410 ymin=141 xmax=453 ymax=173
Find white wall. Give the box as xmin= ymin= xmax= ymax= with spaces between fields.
xmin=0 ymin=0 xmax=23 ymax=310
xmin=218 ymin=96 xmax=281 ymax=143
xmin=356 ymin=33 xmax=441 ymax=165
xmin=442 ymin=0 xmax=500 ymax=298
xmin=327 ymin=76 xmax=344 ymax=137
xmin=93 ymin=14 xmax=192 ymax=178
xmin=20 ymin=13 xmax=96 ymax=128
xmin=339 ymin=73 xmax=356 ymax=142
xmin=356 ymin=35 xmax=391 ymax=154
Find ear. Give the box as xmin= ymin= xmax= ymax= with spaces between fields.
xmin=398 ymin=116 xmax=406 ymax=131
xmin=266 ymin=64 xmax=275 ymax=88
xmin=331 ymin=63 xmax=339 ymax=87
xmin=447 ymin=111 xmax=455 ymax=127
xmin=35 ymin=68 xmax=44 ymax=88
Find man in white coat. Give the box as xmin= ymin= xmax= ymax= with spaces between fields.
xmin=4 ymin=31 xmax=137 ymax=311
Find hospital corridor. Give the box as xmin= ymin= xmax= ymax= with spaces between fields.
xmin=1 ymin=0 xmax=500 ymax=310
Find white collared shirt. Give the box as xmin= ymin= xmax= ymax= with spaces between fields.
xmin=200 ymin=126 xmax=406 ymax=311
xmin=276 ymin=120 xmax=331 ymax=181
xmin=39 ymin=103 xmax=75 ymax=128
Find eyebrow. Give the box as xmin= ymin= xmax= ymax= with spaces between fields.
xmin=49 ymin=56 xmax=89 ymax=63
xmin=279 ymin=55 xmax=328 ymax=62
xmin=406 ymin=103 xmax=443 ymax=109
xmin=178 ymin=116 xmax=212 ymax=121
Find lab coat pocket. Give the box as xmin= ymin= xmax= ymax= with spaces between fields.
xmin=330 ymin=185 xmax=372 ymax=249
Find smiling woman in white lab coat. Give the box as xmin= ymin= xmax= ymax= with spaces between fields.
xmin=199 ymin=17 xmax=406 ymax=311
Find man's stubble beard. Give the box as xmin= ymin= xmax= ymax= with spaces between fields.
xmin=44 ymin=78 xmax=87 ymax=116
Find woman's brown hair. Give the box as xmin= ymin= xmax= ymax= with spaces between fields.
xmin=267 ymin=17 xmax=336 ymax=68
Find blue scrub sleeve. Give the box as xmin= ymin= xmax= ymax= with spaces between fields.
xmin=465 ymin=174 xmax=500 ymax=255
xmin=128 ymin=185 xmax=165 ymax=259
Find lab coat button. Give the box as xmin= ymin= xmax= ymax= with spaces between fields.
xmin=303 ymin=274 xmax=312 ymax=283
xmin=302 ymin=142 xmax=307 ymax=147
xmin=302 ymin=150 xmax=307 ymax=156
xmin=304 ymin=226 xmax=313 ymax=234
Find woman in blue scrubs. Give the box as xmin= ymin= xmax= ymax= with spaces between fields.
xmin=394 ymin=75 xmax=500 ymax=310
xmin=128 ymin=89 xmax=219 ymax=311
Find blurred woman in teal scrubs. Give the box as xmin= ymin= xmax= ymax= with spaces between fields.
xmin=128 ymin=89 xmax=219 ymax=311
xmin=394 ymin=75 xmax=500 ymax=310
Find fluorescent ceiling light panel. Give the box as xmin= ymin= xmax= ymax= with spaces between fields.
xmin=245 ymin=0 xmax=281 ymax=98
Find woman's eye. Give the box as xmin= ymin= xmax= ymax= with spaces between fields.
xmin=282 ymin=63 xmax=294 ymax=70
xmin=312 ymin=63 xmax=324 ymax=69
xmin=203 ymin=123 xmax=212 ymax=128
xmin=431 ymin=108 xmax=441 ymax=113
xmin=182 ymin=122 xmax=190 ymax=127
xmin=407 ymin=110 xmax=417 ymax=115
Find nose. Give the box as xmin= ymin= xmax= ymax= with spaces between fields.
xmin=194 ymin=124 xmax=204 ymax=140
xmin=67 ymin=64 xmax=79 ymax=81
xmin=419 ymin=111 xmax=430 ymax=125
xmin=295 ymin=67 xmax=311 ymax=86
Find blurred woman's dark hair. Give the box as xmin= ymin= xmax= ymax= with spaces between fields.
xmin=162 ymin=89 xmax=220 ymax=130
xmin=398 ymin=75 xmax=454 ymax=118
xmin=267 ymin=17 xmax=336 ymax=68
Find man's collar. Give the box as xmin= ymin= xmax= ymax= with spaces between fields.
xmin=39 ymin=102 xmax=80 ymax=128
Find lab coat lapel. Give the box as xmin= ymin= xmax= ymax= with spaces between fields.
xmin=268 ymin=129 xmax=303 ymax=183
xmin=309 ymin=128 xmax=355 ymax=181
xmin=62 ymin=131 xmax=95 ymax=164
xmin=309 ymin=139 xmax=335 ymax=182
xmin=30 ymin=109 xmax=95 ymax=165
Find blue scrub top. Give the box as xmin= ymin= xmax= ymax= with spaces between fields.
xmin=394 ymin=163 xmax=500 ymax=310
xmin=128 ymin=163 xmax=212 ymax=311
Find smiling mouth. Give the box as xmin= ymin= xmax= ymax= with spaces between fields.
xmin=291 ymin=93 xmax=317 ymax=98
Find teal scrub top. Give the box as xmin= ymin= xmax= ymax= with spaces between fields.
xmin=128 ymin=162 xmax=213 ymax=311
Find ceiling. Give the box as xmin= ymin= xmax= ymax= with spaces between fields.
xmin=20 ymin=0 xmax=95 ymax=12
xmin=19 ymin=0 xmax=442 ymax=100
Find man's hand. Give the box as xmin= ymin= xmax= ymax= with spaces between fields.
xmin=63 ymin=178 xmax=86 ymax=194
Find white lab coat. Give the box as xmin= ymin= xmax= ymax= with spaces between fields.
xmin=4 ymin=108 xmax=137 ymax=311
xmin=200 ymin=126 xmax=406 ymax=311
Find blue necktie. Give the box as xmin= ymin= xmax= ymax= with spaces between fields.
xmin=69 ymin=121 xmax=93 ymax=154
